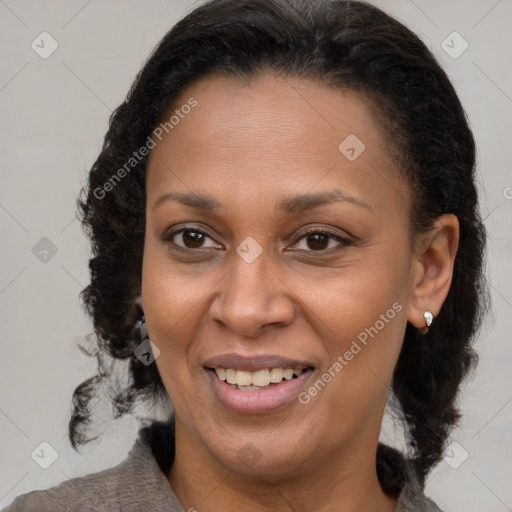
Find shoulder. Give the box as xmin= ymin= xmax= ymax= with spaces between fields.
xmin=2 ymin=420 xmax=182 ymax=512
xmin=2 ymin=462 xmax=130 ymax=512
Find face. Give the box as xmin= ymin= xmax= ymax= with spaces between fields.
xmin=142 ymin=72 xmax=415 ymax=480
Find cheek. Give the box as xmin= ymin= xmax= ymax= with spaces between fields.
xmin=142 ymin=261 xmax=200 ymax=418
xmin=301 ymin=246 xmax=409 ymax=408
xmin=141 ymin=240 xmax=194 ymax=378
xmin=299 ymin=246 xmax=408 ymax=348
xmin=140 ymin=237 xmax=222 ymax=399
xmin=141 ymin=233 xmax=205 ymax=335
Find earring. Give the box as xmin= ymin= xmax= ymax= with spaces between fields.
xmin=137 ymin=314 xmax=148 ymax=338
xmin=419 ymin=310 xmax=433 ymax=335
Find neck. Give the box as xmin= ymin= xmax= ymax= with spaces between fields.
xmin=167 ymin=424 xmax=397 ymax=512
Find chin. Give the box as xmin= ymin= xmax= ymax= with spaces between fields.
xmin=207 ymin=434 xmax=311 ymax=481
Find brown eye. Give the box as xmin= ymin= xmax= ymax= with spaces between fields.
xmin=292 ymin=229 xmax=352 ymax=253
xmin=164 ymin=227 xmax=221 ymax=250
xmin=305 ymin=233 xmax=330 ymax=251
xmin=181 ymin=230 xmax=207 ymax=249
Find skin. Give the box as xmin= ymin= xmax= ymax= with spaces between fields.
xmin=141 ymin=72 xmax=459 ymax=512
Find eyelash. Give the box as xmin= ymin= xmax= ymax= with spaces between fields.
xmin=162 ymin=224 xmax=352 ymax=255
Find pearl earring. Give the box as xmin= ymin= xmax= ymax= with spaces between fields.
xmin=419 ymin=310 xmax=433 ymax=335
xmin=137 ymin=314 xmax=148 ymax=338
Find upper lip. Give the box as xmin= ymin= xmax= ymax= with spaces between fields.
xmin=203 ymin=353 xmax=315 ymax=372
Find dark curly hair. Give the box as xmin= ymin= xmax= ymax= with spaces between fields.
xmin=70 ymin=0 xmax=488 ymax=497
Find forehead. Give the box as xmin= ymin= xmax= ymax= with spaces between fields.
xmin=145 ymin=72 xmax=409 ymax=219
xmin=152 ymin=72 xmax=382 ymax=155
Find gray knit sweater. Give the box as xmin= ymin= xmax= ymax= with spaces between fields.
xmin=2 ymin=422 xmax=443 ymax=511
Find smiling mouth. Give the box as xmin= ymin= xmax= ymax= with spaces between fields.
xmin=206 ymin=366 xmax=314 ymax=391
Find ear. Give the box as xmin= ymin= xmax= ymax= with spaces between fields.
xmin=407 ymin=214 xmax=459 ymax=330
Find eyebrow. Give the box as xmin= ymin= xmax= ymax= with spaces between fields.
xmin=153 ymin=189 xmax=371 ymax=214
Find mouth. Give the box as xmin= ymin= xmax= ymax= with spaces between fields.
xmin=203 ymin=354 xmax=315 ymax=414
xmin=207 ymin=366 xmax=314 ymax=390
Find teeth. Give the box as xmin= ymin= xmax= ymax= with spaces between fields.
xmin=269 ymin=368 xmax=284 ymax=383
xmin=252 ymin=369 xmax=271 ymax=387
xmin=225 ymin=369 xmax=237 ymax=385
xmin=237 ymin=384 xmax=271 ymax=391
xmin=213 ymin=367 xmax=307 ymax=387
xmin=236 ymin=370 xmax=252 ymax=386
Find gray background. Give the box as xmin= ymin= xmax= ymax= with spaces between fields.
xmin=1 ymin=0 xmax=511 ymax=510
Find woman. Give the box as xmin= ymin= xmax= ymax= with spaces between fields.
xmin=3 ymin=0 xmax=487 ymax=510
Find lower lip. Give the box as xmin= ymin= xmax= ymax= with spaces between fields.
xmin=205 ymin=368 xmax=314 ymax=414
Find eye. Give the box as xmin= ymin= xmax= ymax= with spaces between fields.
xmin=289 ymin=228 xmax=352 ymax=253
xmin=163 ymin=225 xmax=352 ymax=254
xmin=163 ymin=226 xmax=222 ymax=250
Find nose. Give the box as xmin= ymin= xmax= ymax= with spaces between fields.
xmin=208 ymin=248 xmax=296 ymax=338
